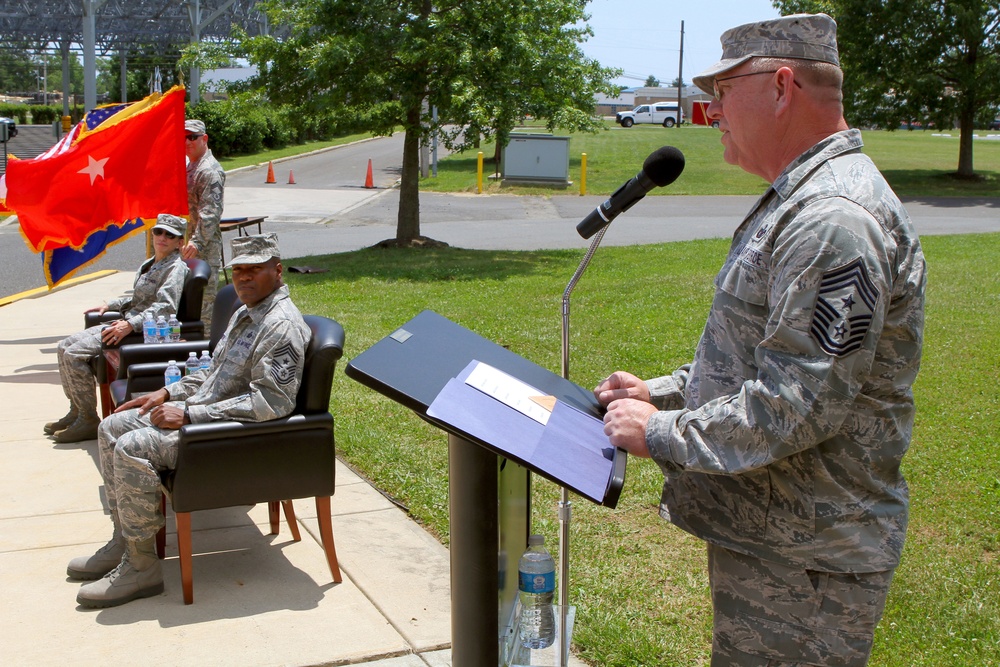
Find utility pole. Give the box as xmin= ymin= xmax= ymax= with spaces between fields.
xmin=677 ymin=21 xmax=684 ymax=124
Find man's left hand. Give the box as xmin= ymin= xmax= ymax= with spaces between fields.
xmin=604 ymin=398 xmax=658 ymax=458
xmin=181 ymin=241 xmax=199 ymax=260
xmin=149 ymin=403 xmax=187 ymax=430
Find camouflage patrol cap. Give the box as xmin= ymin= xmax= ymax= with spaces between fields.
xmin=693 ymin=13 xmax=840 ymax=95
xmin=152 ymin=213 xmax=186 ymax=237
xmin=226 ymin=232 xmax=281 ymax=267
xmin=184 ymin=119 xmax=206 ymax=135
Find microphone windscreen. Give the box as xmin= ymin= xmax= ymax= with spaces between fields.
xmin=642 ymin=146 xmax=685 ymax=187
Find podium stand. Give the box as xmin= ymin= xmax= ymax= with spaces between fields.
xmin=346 ymin=310 xmax=626 ymax=666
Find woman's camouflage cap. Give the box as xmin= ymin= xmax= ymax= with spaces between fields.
xmin=693 ymin=13 xmax=840 ymax=95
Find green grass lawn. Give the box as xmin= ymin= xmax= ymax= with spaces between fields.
xmin=284 ymin=233 xmax=1000 ymax=666
xmin=418 ymin=122 xmax=1000 ymax=198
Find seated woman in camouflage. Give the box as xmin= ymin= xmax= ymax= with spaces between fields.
xmin=48 ymin=214 xmax=189 ymax=443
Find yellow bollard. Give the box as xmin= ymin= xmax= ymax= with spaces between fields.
xmin=477 ymin=151 xmax=484 ymax=194
xmin=62 ymin=115 xmax=71 ymax=133
xmin=580 ymin=153 xmax=587 ymax=196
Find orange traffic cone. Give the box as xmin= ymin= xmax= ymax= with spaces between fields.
xmin=364 ymin=159 xmax=375 ymax=189
xmin=265 ymin=161 xmax=276 ymax=184
xmin=287 ymin=170 xmax=296 ymax=185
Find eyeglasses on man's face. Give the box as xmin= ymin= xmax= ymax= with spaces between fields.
xmin=185 ymin=133 xmax=203 ymax=141
xmin=152 ymin=228 xmax=181 ymax=239
xmin=712 ymin=70 xmax=800 ymax=101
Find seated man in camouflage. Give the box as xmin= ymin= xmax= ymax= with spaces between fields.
xmin=69 ymin=233 xmax=310 ymax=608
xmin=49 ymin=214 xmax=189 ymax=443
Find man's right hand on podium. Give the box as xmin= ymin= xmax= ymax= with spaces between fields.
xmin=594 ymin=371 xmax=651 ymax=407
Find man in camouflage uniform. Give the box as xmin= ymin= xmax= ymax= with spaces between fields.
xmin=181 ymin=118 xmax=225 ymax=337
xmin=70 ymin=233 xmax=310 ymax=608
xmin=596 ymin=14 xmax=926 ymax=667
xmin=49 ymin=214 xmax=189 ymax=443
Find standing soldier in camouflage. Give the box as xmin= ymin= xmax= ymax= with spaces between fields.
xmin=48 ymin=214 xmax=189 ymax=443
xmin=70 ymin=233 xmax=310 ymax=608
xmin=595 ymin=14 xmax=926 ymax=667
xmin=181 ymin=118 xmax=225 ymax=337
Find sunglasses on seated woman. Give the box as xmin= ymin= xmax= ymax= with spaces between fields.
xmin=152 ymin=228 xmax=181 ymax=239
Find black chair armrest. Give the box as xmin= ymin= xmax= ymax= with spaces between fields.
xmin=85 ymin=311 xmax=122 ymax=328
xmin=179 ymin=413 xmax=333 ymax=441
xmin=116 ymin=340 xmax=210 ymax=379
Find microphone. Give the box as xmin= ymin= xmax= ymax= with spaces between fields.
xmin=576 ymin=146 xmax=685 ymax=238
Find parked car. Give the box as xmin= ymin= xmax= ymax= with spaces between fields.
xmin=0 ymin=117 xmax=17 ymax=139
xmin=989 ymin=116 xmax=1000 ymax=131
xmin=616 ymin=102 xmax=684 ymax=128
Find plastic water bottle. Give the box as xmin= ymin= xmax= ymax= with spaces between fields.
xmin=199 ymin=350 xmax=212 ymax=371
xmin=164 ymin=360 xmax=182 ymax=386
xmin=168 ymin=313 xmax=181 ymax=343
xmin=185 ymin=351 xmax=200 ymax=376
xmin=518 ymin=534 xmax=555 ymax=649
xmin=142 ymin=311 xmax=156 ymax=344
xmin=156 ymin=315 xmax=168 ymax=343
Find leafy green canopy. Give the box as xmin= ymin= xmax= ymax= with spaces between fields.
xmin=237 ymin=0 xmax=620 ymax=241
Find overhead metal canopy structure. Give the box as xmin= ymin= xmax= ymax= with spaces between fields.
xmin=0 ymin=0 xmax=273 ymax=110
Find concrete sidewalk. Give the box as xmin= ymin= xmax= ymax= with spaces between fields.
xmin=0 ymin=272 xmax=454 ymax=667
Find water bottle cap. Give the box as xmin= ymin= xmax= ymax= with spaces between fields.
xmin=528 ymin=534 xmax=544 ymax=546
xmin=168 ymin=360 xmax=176 ymax=364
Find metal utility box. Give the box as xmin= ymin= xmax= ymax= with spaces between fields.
xmin=502 ymin=134 xmax=570 ymax=184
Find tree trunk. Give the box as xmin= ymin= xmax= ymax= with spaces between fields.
xmin=956 ymin=101 xmax=976 ymax=178
xmin=396 ymin=109 xmax=422 ymax=241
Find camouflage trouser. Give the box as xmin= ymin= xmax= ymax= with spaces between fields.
xmin=97 ymin=405 xmax=182 ymax=544
xmin=56 ymin=325 xmax=103 ymax=417
xmin=708 ymin=543 xmax=894 ymax=667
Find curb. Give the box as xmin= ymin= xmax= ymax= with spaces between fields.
xmin=0 ymin=269 xmax=119 ymax=308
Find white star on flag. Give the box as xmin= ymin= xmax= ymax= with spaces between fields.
xmin=78 ymin=155 xmax=109 ymax=185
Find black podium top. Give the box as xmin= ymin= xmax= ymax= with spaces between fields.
xmin=345 ymin=310 xmax=626 ymax=508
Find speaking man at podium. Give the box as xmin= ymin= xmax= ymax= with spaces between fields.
xmin=595 ymin=14 xmax=926 ymax=667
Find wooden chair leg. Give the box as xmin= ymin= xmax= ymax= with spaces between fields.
xmin=280 ymin=500 xmax=301 ymax=541
xmin=315 ymin=496 xmax=342 ymax=583
xmin=98 ymin=382 xmax=112 ymax=419
xmin=156 ymin=494 xmax=166 ymax=559
xmin=268 ymin=501 xmax=280 ymax=535
xmin=176 ymin=511 xmax=194 ymax=605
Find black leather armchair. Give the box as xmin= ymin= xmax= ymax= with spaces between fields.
xmin=108 ymin=283 xmax=242 ymax=407
xmin=162 ymin=314 xmax=346 ymax=604
xmin=88 ymin=257 xmax=211 ymax=416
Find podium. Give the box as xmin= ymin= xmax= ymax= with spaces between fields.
xmin=345 ymin=310 xmax=626 ymax=666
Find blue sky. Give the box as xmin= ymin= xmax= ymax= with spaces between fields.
xmin=578 ymin=0 xmax=782 ymax=87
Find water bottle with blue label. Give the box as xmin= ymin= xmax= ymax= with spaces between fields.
xmin=518 ymin=534 xmax=556 ymax=649
xmin=199 ymin=350 xmax=212 ymax=371
xmin=155 ymin=315 xmax=168 ymax=343
xmin=142 ymin=311 xmax=156 ymax=344
xmin=185 ymin=351 xmax=200 ymax=376
xmin=164 ymin=360 xmax=182 ymax=386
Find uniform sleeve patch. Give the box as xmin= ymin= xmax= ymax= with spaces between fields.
xmin=269 ymin=341 xmax=301 ymax=386
xmin=810 ymin=258 xmax=880 ymax=357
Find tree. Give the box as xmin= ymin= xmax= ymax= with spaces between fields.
xmin=645 ymin=74 xmax=660 ymax=87
xmin=773 ymin=0 xmax=1000 ymax=179
xmin=241 ymin=0 xmax=619 ymax=245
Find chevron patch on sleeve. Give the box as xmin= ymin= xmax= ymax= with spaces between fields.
xmin=810 ymin=258 xmax=880 ymax=357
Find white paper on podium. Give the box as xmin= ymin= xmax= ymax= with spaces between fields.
xmin=464 ymin=361 xmax=552 ymax=425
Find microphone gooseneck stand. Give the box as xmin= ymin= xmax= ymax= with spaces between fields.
xmin=556 ymin=223 xmax=611 ymax=666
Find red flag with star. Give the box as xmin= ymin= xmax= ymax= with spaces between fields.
xmin=4 ymin=86 xmax=188 ymax=253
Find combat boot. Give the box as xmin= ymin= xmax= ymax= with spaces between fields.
xmin=53 ymin=415 xmax=100 ymax=443
xmin=67 ymin=513 xmax=126 ymax=580
xmin=76 ymin=538 xmax=163 ymax=608
xmin=44 ymin=409 xmax=78 ymax=436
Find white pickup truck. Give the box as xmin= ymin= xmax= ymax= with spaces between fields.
xmin=615 ymin=102 xmax=684 ymax=128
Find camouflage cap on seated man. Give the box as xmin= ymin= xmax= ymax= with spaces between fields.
xmin=693 ymin=13 xmax=840 ymax=95
xmin=226 ymin=232 xmax=281 ymax=267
